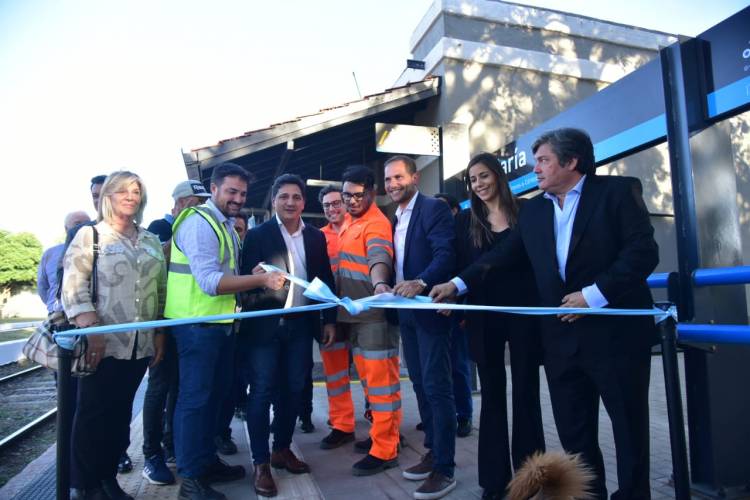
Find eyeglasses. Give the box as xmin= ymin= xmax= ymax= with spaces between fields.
xmin=342 ymin=192 xmax=366 ymax=202
xmin=322 ymin=200 xmax=343 ymax=210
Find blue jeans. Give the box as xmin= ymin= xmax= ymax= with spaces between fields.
xmin=172 ymin=323 xmax=233 ymax=478
xmin=450 ymin=320 xmax=473 ymax=421
xmin=399 ymin=310 xmax=456 ymax=477
xmin=244 ymin=318 xmax=313 ymax=464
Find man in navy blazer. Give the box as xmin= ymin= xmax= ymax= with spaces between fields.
xmin=240 ymin=174 xmax=336 ymax=497
xmin=384 ymin=155 xmax=458 ymax=500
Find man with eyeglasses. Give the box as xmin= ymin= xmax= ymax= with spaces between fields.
xmin=316 ymin=185 xmax=355 ymax=449
xmin=328 ymin=166 xmax=401 ymax=477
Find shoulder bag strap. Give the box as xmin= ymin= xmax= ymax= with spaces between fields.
xmin=91 ymin=227 xmax=99 ymax=306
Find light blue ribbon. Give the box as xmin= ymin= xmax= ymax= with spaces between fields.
xmin=55 ymin=265 xmax=672 ymax=339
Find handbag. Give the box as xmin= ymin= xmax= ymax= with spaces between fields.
xmin=23 ymin=226 xmax=99 ymax=376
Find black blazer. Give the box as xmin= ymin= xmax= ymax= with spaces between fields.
xmin=240 ymin=218 xmax=336 ymax=344
xmin=398 ymin=193 xmax=456 ymax=330
xmin=459 ymin=175 xmax=659 ymax=375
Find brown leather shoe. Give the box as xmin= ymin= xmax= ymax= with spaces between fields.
xmin=252 ymin=464 xmax=277 ymax=497
xmin=270 ymin=448 xmax=310 ymax=474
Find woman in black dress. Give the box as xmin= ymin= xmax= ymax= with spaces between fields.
xmin=455 ymin=153 xmax=545 ymax=499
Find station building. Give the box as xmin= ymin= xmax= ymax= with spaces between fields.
xmin=181 ymin=0 xmax=750 ymax=307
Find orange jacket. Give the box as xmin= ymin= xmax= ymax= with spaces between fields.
xmin=321 ymin=223 xmax=341 ymax=273
xmin=336 ymin=203 xmax=393 ymax=323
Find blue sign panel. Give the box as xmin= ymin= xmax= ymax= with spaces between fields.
xmin=498 ymin=5 xmax=750 ymax=195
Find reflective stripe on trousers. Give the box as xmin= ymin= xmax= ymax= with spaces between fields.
xmin=320 ymin=342 xmax=355 ymax=433
xmin=352 ymin=349 xmax=402 ymax=460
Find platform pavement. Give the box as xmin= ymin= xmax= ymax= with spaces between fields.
xmin=4 ymin=356 xmax=689 ymax=500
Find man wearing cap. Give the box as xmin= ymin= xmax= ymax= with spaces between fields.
xmin=148 ymin=180 xmax=212 ymax=250
xmin=140 ymin=179 xmax=211 ymax=486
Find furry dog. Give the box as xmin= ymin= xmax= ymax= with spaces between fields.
xmin=506 ymin=451 xmax=596 ymax=500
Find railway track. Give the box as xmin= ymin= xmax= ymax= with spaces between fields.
xmin=0 ymin=362 xmax=57 ymax=452
xmin=0 ymin=364 xmax=45 ymax=385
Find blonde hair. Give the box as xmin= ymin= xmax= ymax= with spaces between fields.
xmin=98 ymin=171 xmax=148 ymax=225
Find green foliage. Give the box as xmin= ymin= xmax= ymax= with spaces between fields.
xmin=0 ymin=230 xmax=43 ymax=293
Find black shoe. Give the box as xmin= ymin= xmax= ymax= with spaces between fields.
xmin=70 ymin=488 xmax=107 ymax=500
xmin=163 ymin=446 xmax=176 ymax=468
xmin=354 ymin=437 xmax=372 ymax=454
xmin=352 ymin=454 xmax=398 ymax=476
xmin=214 ymin=435 xmax=238 ymax=455
xmin=204 ymin=457 xmax=246 ymax=484
xmin=320 ymin=429 xmax=355 ymax=449
xmin=100 ymin=478 xmax=133 ymax=500
xmin=178 ymin=477 xmax=226 ymax=500
xmin=416 ymin=421 xmax=424 ymax=431
xmin=299 ymin=418 xmax=315 ymax=433
xmin=456 ymin=418 xmax=472 ymax=438
xmin=354 ymin=435 xmax=404 ymax=454
xmin=116 ymin=453 xmax=133 ymax=474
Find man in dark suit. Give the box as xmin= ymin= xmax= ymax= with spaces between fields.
xmin=240 ymin=174 xmax=336 ymax=498
xmin=431 ymin=128 xmax=659 ymax=500
xmin=384 ymin=155 xmax=458 ymax=500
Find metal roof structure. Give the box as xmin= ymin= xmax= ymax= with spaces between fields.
xmin=183 ymin=77 xmax=440 ymax=215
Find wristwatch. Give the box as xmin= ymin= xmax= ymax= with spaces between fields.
xmin=416 ymin=278 xmax=427 ymax=290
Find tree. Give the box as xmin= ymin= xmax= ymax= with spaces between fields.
xmin=0 ymin=230 xmax=43 ymax=293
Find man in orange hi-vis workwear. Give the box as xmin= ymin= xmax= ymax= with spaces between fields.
xmin=327 ymin=165 xmax=402 ymax=477
xmin=316 ymin=184 xmax=357 ymax=448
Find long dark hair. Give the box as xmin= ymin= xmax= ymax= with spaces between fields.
xmin=464 ymin=152 xmax=519 ymax=249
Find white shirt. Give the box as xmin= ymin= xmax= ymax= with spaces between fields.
xmin=542 ymin=176 xmax=607 ymax=308
xmin=394 ymin=191 xmax=418 ymax=284
xmin=452 ymin=177 xmax=607 ymax=308
xmin=276 ymin=214 xmax=307 ymax=308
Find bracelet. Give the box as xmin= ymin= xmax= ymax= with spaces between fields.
xmin=373 ymin=281 xmax=388 ymax=289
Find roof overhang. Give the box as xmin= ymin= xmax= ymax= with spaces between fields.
xmin=182 ymin=77 xmax=441 ymax=213
xmin=184 ymin=77 xmax=441 ymax=173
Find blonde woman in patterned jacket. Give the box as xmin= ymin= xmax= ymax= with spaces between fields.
xmin=62 ymin=171 xmax=167 ymax=500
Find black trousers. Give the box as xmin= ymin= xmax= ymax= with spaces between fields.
xmin=300 ymin=355 xmax=313 ymax=420
xmin=217 ymin=333 xmax=241 ymax=439
xmin=142 ymin=334 xmax=178 ymax=457
xmin=71 ymin=356 xmax=148 ymax=488
xmin=546 ymin=347 xmax=652 ymax=500
xmin=476 ymin=316 xmax=545 ymax=492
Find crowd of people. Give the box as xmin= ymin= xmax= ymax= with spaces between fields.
xmin=37 ymin=127 xmax=659 ymax=500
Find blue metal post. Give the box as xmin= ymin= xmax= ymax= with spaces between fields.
xmin=656 ymin=307 xmax=691 ymax=500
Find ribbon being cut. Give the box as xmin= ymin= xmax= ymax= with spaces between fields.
xmin=54 ymin=263 xmax=674 ymax=342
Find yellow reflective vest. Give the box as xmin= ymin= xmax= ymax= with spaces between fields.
xmin=164 ymin=205 xmax=237 ymax=323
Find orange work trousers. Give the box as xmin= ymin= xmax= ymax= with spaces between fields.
xmin=320 ymin=341 xmax=356 ymax=433
xmin=349 ymin=321 xmax=402 ymax=461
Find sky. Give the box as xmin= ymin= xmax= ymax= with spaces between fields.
xmin=1 ymin=0 xmax=747 ymax=248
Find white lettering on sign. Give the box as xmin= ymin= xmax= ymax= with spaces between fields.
xmin=500 ymin=148 xmax=527 ymax=174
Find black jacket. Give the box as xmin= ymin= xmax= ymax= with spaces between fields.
xmin=240 ymin=218 xmax=336 ymax=344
